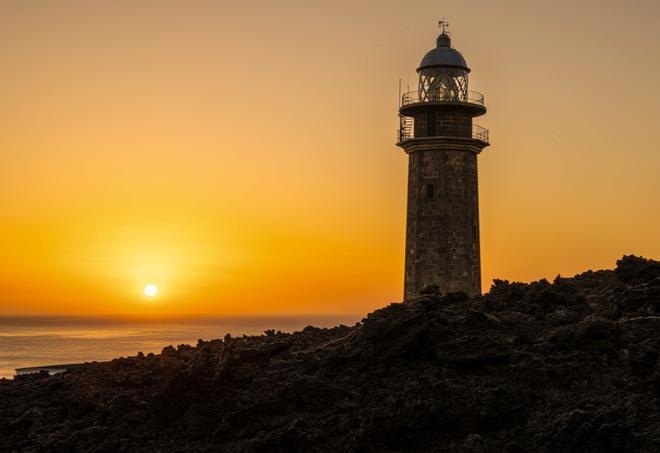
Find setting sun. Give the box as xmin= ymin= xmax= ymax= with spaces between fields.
xmin=143 ymin=284 xmax=158 ymax=297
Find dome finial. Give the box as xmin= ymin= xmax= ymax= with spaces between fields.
xmin=437 ymin=18 xmax=451 ymax=47
xmin=438 ymin=18 xmax=449 ymax=34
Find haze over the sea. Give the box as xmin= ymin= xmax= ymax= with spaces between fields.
xmin=0 ymin=315 xmax=358 ymax=379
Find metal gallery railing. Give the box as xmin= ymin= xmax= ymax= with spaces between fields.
xmin=473 ymin=124 xmax=489 ymax=142
xmin=398 ymin=120 xmax=489 ymax=144
xmin=401 ymin=90 xmax=485 ymax=107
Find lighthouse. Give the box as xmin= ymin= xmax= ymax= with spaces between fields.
xmin=397 ymin=21 xmax=489 ymax=299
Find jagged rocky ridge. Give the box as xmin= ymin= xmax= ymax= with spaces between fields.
xmin=2 ymin=256 xmax=660 ymax=452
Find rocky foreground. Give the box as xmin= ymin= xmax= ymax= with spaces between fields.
xmin=3 ymin=256 xmax=660 ymax=452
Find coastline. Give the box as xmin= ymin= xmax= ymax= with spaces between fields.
xmin=0 ymin=314 xmax=360 ymax=380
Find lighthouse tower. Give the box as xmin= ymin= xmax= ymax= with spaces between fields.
xmin=397 ymin=22 xmax=489 ymax=299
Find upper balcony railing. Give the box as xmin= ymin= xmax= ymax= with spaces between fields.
xmin=401 ymin=90 xmax=485 ymax=108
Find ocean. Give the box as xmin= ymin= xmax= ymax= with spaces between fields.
xmin=0 ymin=315 xmax=358 ymax=379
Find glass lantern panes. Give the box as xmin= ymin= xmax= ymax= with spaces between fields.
xmin=418 ymin=67 xmax=468 ymax=103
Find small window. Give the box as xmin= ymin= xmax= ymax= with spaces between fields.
xmin=425 ymin=184 xmax=434 ymax=200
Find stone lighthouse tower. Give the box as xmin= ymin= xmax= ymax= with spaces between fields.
xmin=397 ymin=22 xmax=489 ymax=299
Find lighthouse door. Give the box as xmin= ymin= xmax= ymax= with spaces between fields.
xmin=427 ymin=112 xmax=436 ymax=137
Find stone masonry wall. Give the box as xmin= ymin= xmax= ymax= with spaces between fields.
xmin=404 ymin=147 xmax=481 ymax=298
xmin=413 ymin=111 xmax=472 ymax=139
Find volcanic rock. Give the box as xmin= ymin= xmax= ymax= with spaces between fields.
xmin=2 ymin=256 xmax=660 ymax=452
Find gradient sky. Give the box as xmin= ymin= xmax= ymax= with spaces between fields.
xmin=1 ymin=0 xmax=659 ymax=316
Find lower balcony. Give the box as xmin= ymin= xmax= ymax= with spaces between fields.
xmin=397 ymin=123 xmax=489 ymax=145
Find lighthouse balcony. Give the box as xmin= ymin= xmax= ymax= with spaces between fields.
xmin=400 ymin=90 xmax=486 ymax=117
xmin=397 ymin=122 xmax=489 ymax=146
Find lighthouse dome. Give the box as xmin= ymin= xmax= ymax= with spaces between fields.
xmin=418 ymin=33 xmax=469 ymax=72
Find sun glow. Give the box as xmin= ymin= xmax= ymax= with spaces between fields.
xmin=143 ymin=284 xmax=158 ymax=297
xmin=2 ymin=2 xmax=660 ymax=318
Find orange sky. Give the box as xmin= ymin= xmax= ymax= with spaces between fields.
xmin=1 ymin=0 xmax=659 ymax=316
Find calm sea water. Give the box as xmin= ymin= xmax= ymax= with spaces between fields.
xmin=0 ymin=315 xmax=358 ymax=379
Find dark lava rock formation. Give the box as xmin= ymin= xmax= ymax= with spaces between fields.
xmin=2 ymin=256 xmax=660 ymax=452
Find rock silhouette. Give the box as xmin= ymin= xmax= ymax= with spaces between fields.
xmin=2 ymin=255 xmax=660 ymax=452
